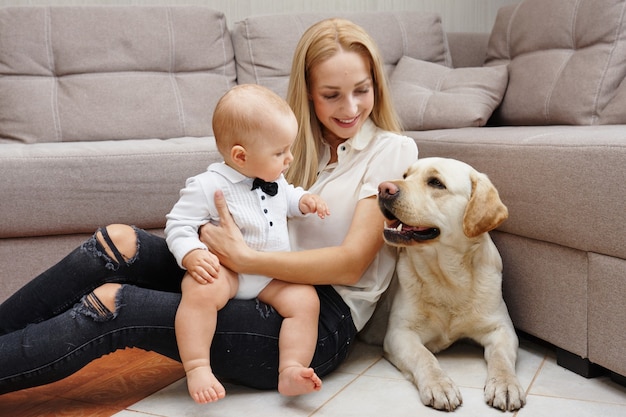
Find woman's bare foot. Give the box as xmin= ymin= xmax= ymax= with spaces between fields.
xmin=185 ymin=365 xmax=226 ymax=404
xmin=278 ymin=366 xmax=322 ymax=396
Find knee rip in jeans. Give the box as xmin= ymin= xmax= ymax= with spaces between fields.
xmin=80 ymin=226 xmax=140 ymax=271
xmin=255 ymin=299 xmax=275 ymax=319
xmin=73 ymin=284 xmax=123 ymax=322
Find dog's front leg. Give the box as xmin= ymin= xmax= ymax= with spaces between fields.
xmin=480 ymin=322 xmax=526 ymax=411
xmin=384 ymin=327 xmax=462 ymax=411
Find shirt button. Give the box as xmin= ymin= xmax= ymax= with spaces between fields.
xmin=261 ymin=195 xmax=266 ymax=200
xmin=269 ymin=221 xmax=273 ymax=227
xmin=264 ymin=209 xmax=268 ymax=213
xmin=340 ymin=145 xmax=346 ymax=151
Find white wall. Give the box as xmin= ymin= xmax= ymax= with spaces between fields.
xmin=0 ymin=0 xmax=517 ymax=32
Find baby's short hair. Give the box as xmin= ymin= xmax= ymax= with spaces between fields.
xmin=212 ymin=84 xmax=294 ymax=155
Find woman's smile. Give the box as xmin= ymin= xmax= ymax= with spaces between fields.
xmin=334 ymin=114 xmax=360 ymax=128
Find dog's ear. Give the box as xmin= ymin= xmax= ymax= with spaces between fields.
xmin=463 ymin=172 xmax=508 ymax=238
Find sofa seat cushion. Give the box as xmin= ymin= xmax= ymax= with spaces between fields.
xmin=407 ymin=125 xmax=626 ymax=259
xmin=390 ymin=56 xmax=508 ymax=130
xmin=0 ymin=137 xmax=219 ymax=238
xmin=232 ymin=11 xmax=452 ymax=98
xmin=0 ymin=6 xmax=236 ymax=144
xmin=486 ymin=0 xmax=626 ymax=125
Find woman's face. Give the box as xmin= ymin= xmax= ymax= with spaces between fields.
xmin=309 ymin=50 xmax=374 ymax=143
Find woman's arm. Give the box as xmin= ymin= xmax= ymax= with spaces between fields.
xmin=200 ymin=190 xmax=385 ymax=286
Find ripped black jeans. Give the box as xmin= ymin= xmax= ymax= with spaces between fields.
xmin=0 ymin=227 xmax=356 ymax=394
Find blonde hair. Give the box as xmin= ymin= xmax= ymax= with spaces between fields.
xmin=212 ymin=84 xmax=294 ymax=157
xmin=285 ymin=18 xmax=402 ymax=188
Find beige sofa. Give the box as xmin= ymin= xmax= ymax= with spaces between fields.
xmin=0 ymin=1 xmax=624 ymax=384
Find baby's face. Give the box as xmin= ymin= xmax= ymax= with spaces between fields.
xmin=245 ymin=112 xmax=298 ymax=182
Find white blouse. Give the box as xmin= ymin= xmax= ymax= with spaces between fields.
xmin=289 ymin=119 xmax=418 ymax=331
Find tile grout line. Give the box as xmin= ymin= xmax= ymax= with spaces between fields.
xmin=513 ymin=350 xmax=548 ymax=416
xmin=117 ymin=409 xmax=169 ymax=417
xmin=308 ymin=355 xmax=387 ymax=416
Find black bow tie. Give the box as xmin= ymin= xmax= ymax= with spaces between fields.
xmin=252 ymin=178 xmax=278 ymax=196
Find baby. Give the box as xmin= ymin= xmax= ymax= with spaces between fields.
xmin=165 ymin=84 xmax=329 ymax=404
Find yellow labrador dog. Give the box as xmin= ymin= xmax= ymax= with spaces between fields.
xmin=378 ymin=157 xmax=525 ymax=412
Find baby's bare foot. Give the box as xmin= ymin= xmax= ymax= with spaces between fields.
xmin=278 ymin=366 xmax=322 ymax=396
xmin=185 ymin=365 xmax=226 ymax=404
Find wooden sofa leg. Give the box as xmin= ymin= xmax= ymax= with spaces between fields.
xmin=556 ymin=348 xmax=604 ymax=378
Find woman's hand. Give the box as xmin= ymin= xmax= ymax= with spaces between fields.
xmin=199 ymin=190 xmax=251 ymax=272
xmin=201 ymin=191 xmax=383 ymax=286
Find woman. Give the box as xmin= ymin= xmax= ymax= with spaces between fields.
xmin=0 ymin=18 xmax=417 ymax=395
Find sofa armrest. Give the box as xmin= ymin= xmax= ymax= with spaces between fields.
xmin=446 ymin=32 xmax=490 ymax=68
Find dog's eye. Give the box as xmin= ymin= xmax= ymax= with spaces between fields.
xmin=427 ymin=177 xmax=446 ymax=189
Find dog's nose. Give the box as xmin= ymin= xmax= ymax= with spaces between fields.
xmin=378 ymin=181 xmax=399 ymax=200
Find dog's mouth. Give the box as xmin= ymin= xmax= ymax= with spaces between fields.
xmin=381 ymin=208 xmax=441 ymax=244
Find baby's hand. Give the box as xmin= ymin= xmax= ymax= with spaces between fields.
xmin=182 ymin=248 xmax=220 ymax=284
xmin=299 ymin=193 xmax=330 ymax=219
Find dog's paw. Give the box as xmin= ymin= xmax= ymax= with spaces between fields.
xmin=419 ymin=376 xmax=463 ymax=411
xmin=484 ymin=375 xmax=526 ymax=411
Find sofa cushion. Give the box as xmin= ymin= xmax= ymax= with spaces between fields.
xmin=446 ymin=32 xmax=491 ymax=68
xmin=485 ymin=0 xmax=626 ymax=125
xmin=232 ymin=12 xmax=452 ymax=99
xmin=0 ymin=6 xmax=236 ymax=144
xmin=390 ymin=56 xmax=508 ymax=130
xmin=600 ymin=77 xmax=626 ymax=124
xmin=0 ymin=138 xmax=220 ymax=238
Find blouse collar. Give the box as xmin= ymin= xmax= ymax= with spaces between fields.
xmin=349 ymin=118 xmax=377 ymax=151
xmin=318 ymin=118 xmax=377 ymax=169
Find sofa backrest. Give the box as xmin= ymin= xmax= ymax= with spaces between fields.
xmin=231 ymin=12 xmax=452 ymax=99
xmin=485 ymin=0 xmax=626 ymax=125
xmin=0 ymin=6 xmax=236 ymax=144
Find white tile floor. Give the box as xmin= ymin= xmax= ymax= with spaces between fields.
xmin=114 ymin=337 xmax=626 ymax=417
